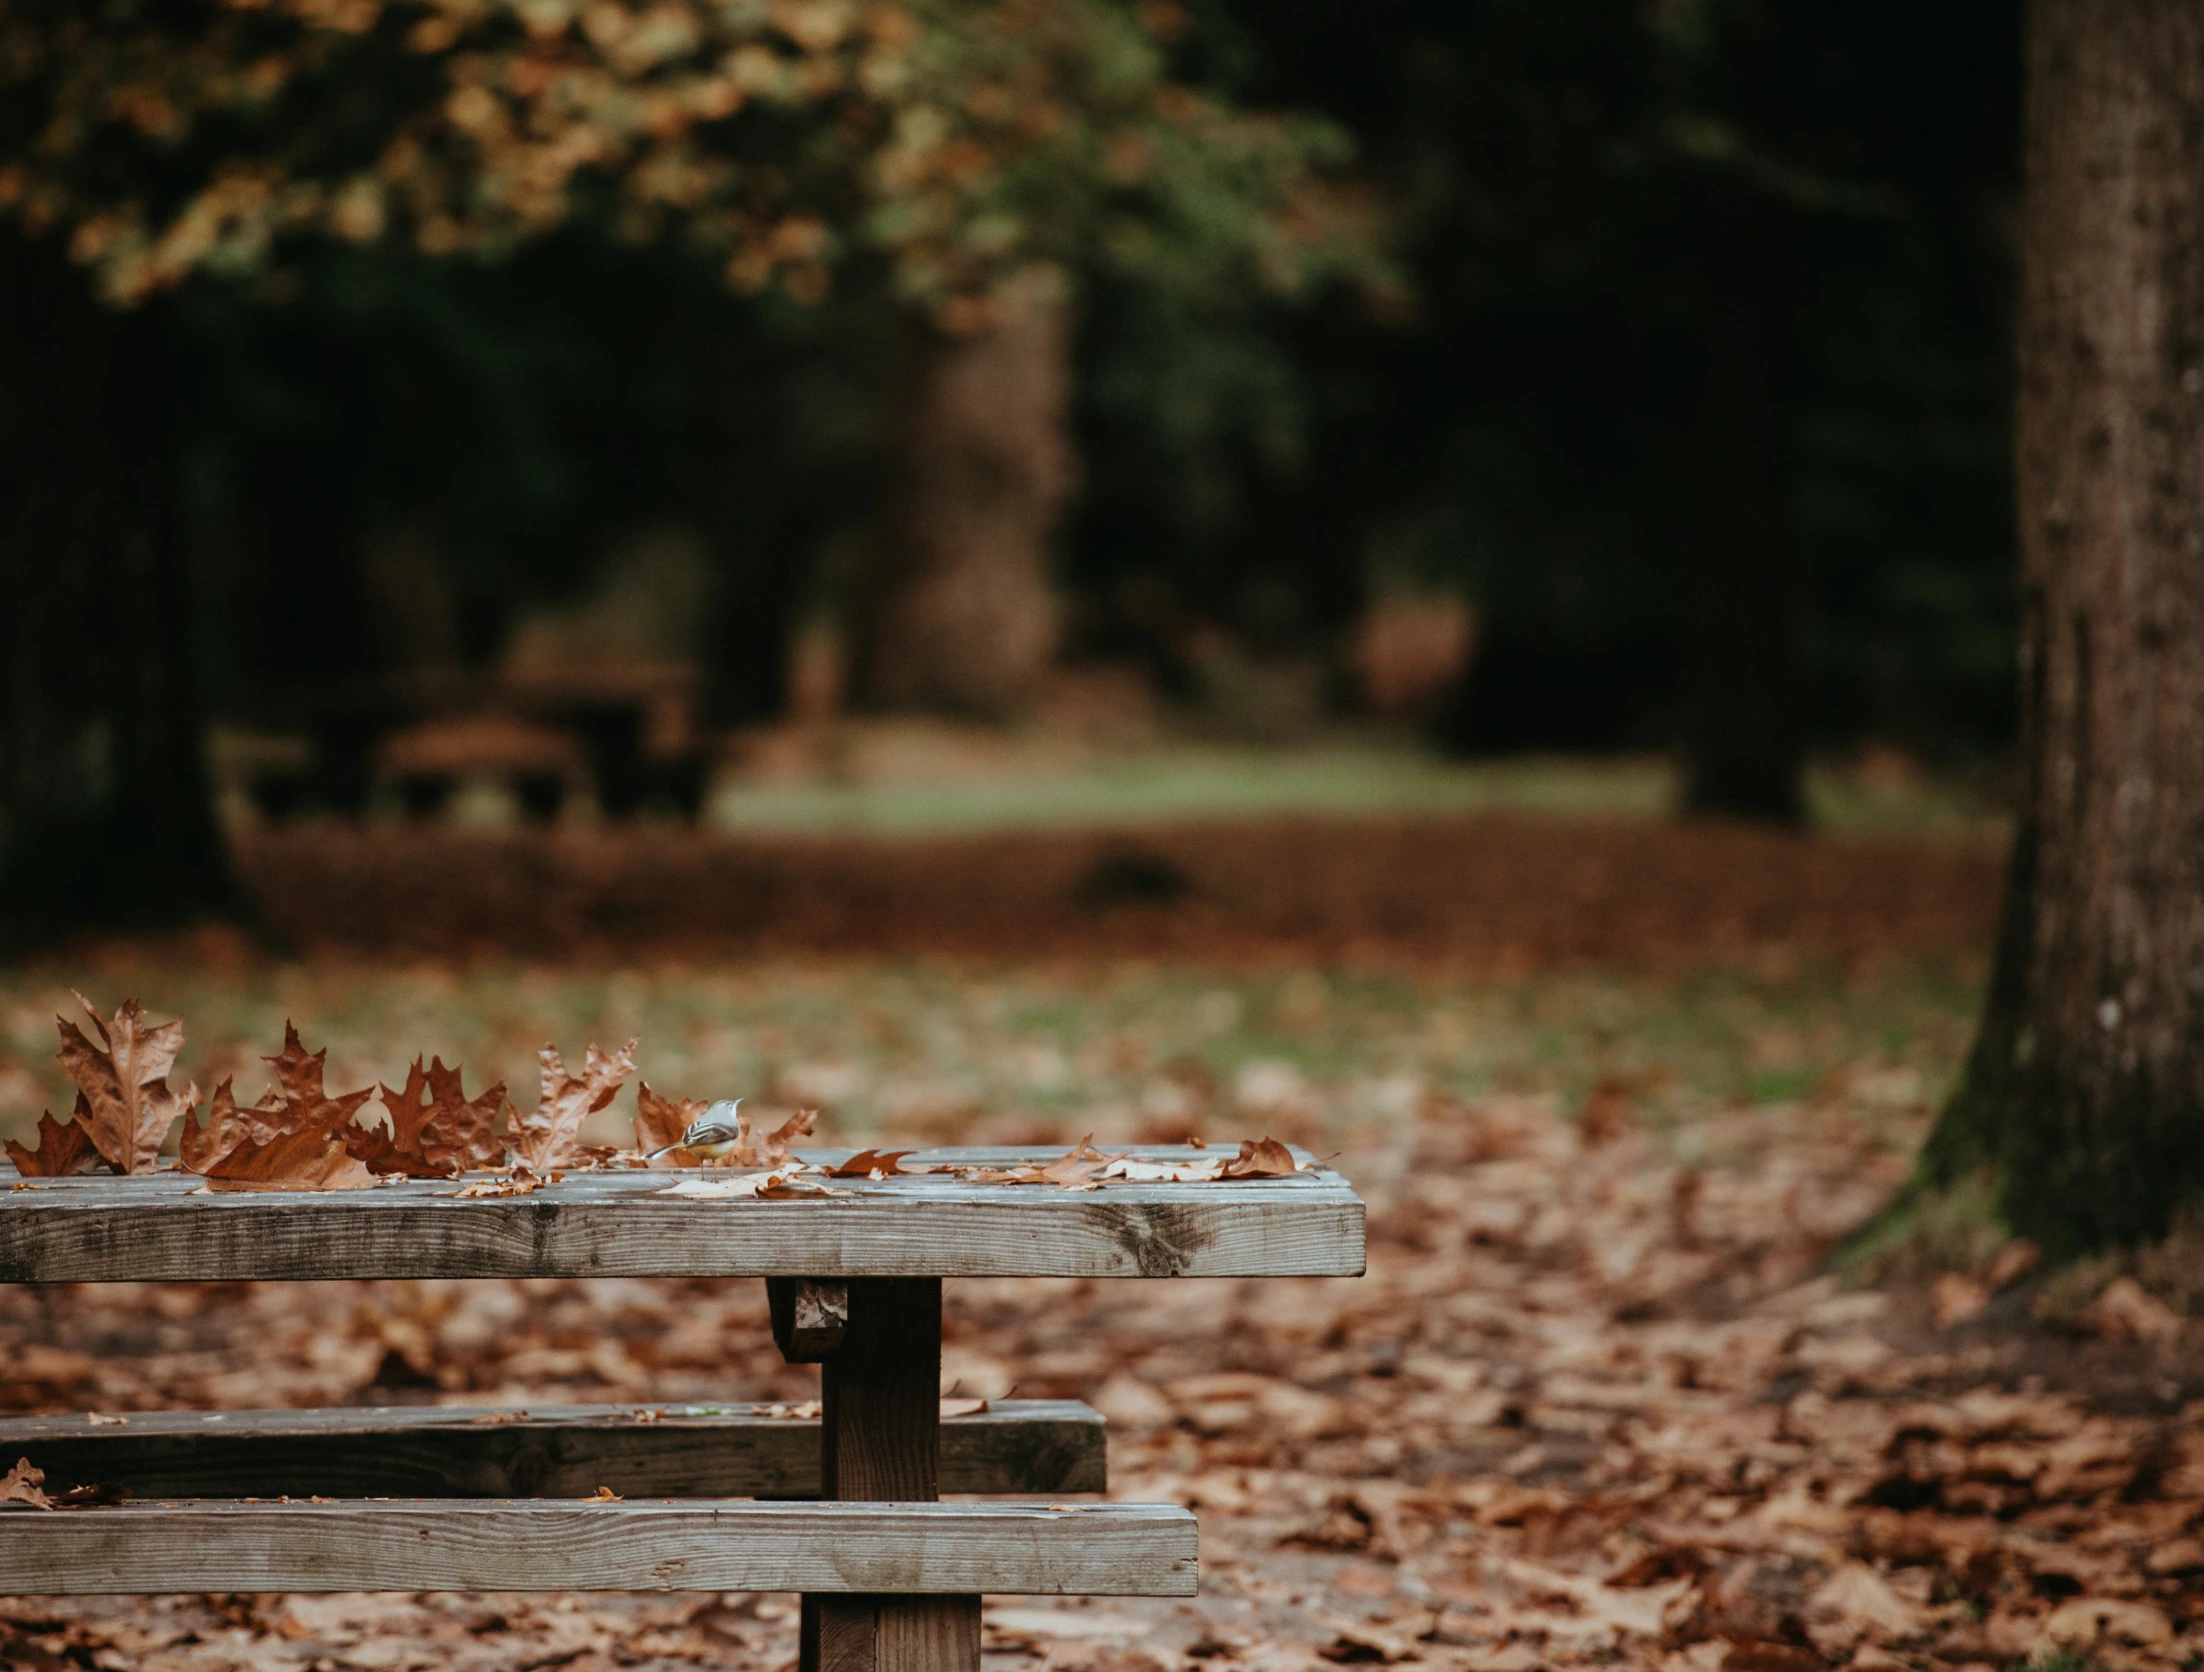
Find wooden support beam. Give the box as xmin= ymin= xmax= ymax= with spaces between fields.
xmin=808 ymin=1278 xmax=982 ymax=1672
xmin=0 ymin=1499 xmax=1197 ymax=1597
xmin=0 ymin=1400 xmax=1105 ymax=1501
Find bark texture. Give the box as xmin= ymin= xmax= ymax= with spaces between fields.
xmin=859 ymin=272 xmax=1073 ymax=715
xmin=1927 ymin=0 xmax=2204 ymax=1250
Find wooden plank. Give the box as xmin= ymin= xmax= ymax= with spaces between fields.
xmin=0 ymin=1149 xmax=1364 ymax=1283
xmin=0 ymin=1400 xmax=1106 ymax=1500
xmin=0 ymin=1499 xmax=1197 ymax=1597
xmin=814 ymin=1278 xmax=978 ymax=1672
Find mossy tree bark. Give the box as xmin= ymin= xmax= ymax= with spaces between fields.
xmin=1924 ymin=0 xmax=2204 ymax=1254
xmin=0 ymin=233 xmax=235 ymax=942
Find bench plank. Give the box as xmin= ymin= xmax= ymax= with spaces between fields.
xmin=0 ymin=1149 xmax=1364 ymax=1283
xmin=0 ymin=1400 xmax=1105 ymax=1500
xmin=0 ymin=1499 xmax=1197 ymax=1596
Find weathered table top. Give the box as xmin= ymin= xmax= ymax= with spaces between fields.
xmin=0 ymin=1146 xmax=1364 ymax=1282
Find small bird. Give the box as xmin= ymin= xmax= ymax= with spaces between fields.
xmin=645 ymin=1098 xmax=747 ymax=1162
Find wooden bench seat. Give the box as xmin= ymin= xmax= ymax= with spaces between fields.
xmin=0 ymin=1499 xmax=1197 ymax=1597
xmin=0 ymin=1399 xmax=1104 ymax=1501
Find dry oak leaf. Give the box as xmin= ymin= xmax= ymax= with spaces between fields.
xmin=179 ymin=1024 xmax=375 ymax=1192
xmin=1222 ymin=1136 xmax=1305 ymax=1178
xmin=738 ymin=1105 xmax=817 ymax=1168
xmin=634 ymin=1081 xmax=708 ymax=1166
xmin=511 ymin=1038 xmax=638 ymax=1173
xmin=56 ymin=994 xmax=197 ymax=1174
xmin=4 ymin=1105 xmax=103 ymax=1178
xmin=1 ymin=1458 xmax=52 ymax=1509
xmin=825 ymin=1147 xmax=915 ymax=1178
xmin=352 ymin=1056 xmax=509 ymax=1178
xmin=959 ymin=1138 xmax=1113 ymax=1188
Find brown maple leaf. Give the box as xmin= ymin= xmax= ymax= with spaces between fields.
xmin=1 ymin=1457 xmax=52 ymax=1509
xmin=1040 ymin=1136 xmax=1117 ymax=1188
xmin=351 ymin=1057 xmax=509 ymax=1177
xmin=4 ymin=1103 xmax=102 ymax=1177
xmin=825 ymin=1147 xmax=916 ymax=1178
xmin=634 ymin=1081 xmax=709 ymax=1167
xmin=55 ymin=994 xmax=197 ymax=1174
xmin=510 ymin=1038 xmax=638 ymax=1173
xmin=178 ymin=1024 xmax=375 ymax=1192
xmin=740 ymin=1105 xmax=817 ymax=1168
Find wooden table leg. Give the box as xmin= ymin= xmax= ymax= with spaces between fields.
xmin=802 ymin=1277 xmax=980 ymax=1672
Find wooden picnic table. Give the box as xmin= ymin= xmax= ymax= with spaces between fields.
xmin=0 ymin=1145 xmax=1366 ymax=1672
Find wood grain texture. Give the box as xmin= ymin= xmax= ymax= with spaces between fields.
xmin=0 ymin=1400 xmax=1105 ymax=1500
xmin=0 ymin=1149 xmax=1364 ymax=1283
xmin=817 ymin=1280 xmax=975 ymax=1672
xmin=0 ymin=1499 xmax=1198 ymax=1597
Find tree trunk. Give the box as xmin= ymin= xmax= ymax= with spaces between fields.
xmin=1923 ymin=0 xmax=2204 ymax=1253
xmin=859 ymin=269 xmax=1074 ymax=716
xmin=1678 ymin=196 xmax=1805 ymax=825
xmin=0 ymin=233 xmax=235 ymax=941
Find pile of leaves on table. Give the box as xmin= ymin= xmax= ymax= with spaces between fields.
xmin=4 ymin=1065 xmax=2201 ymax=1672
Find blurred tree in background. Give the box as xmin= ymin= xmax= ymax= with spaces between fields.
xmin=0 ymin=0 xmax=1368 ymax=933
xmin=0 ymin=0 xmax=2025 ymax=933
xmin=1124 ymin=0 xmax=2021 ymax=817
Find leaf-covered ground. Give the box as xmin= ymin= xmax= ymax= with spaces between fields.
xmin=3 ymin=943 xmax=2200 ymax=1672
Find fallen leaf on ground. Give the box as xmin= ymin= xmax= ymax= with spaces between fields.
xmin=3 ymin=1107 xmax=103 ymax=1178
xmin=56 ymin=995 xmax=197 ymax=1175
xmin=1985 ymin=1238 xmax=2039 ymax=1288
xmin=511 ymin=1039 xmax=637 ymax=1173
xmin=633 ymin=1082 xmax=708 ymax=1166
xmin=1 ymin=1458 xmax=52 ymax=1509
xmin=1932 ymin=1272 xmax=1990 ymax=1330
xmin=2039 ymin=1597 xmax=2174 ymax=1649
xmin=352 ymin=1057 xmax=508 ymax=1177
xmin=1806 ymin=1563 xmax=1924 ymax=1646
xmin=178 ymin=1025 xmax=376 ymax=1192
xmin=2079 ymin=1276 xmax=2182 ymax=1344
xmin=1222 ymin=1136 xmax=1305 ymax=1178
xmin=825 ymin=1148 xmax=915 ymax=1178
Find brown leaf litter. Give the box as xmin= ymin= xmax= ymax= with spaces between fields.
xmin=3 ymin=1073 xmax=2199 ymax=1672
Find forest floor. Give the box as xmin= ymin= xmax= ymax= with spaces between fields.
xmin=4 ymin=812 xmax=2200 ymax=1672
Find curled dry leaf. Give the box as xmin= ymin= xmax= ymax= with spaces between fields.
xmin=825 ymin=1147 xmax=915 ymax=1178
xmin=1103 ymin=1153 xmax=1227 ymax=1182
xmin=178 ymin=1023 xmax=375 ymax=1192
xmin=351 ymin=1056 xmax=509 ymax=1178
xmin=1222 ymin=1136 xmax=1305 ymax=1178
xmin=1 ymin=1457 xmax=52 ymax=1509
xmin=634 ymin=1082 xmax=709 ymax=1166
xmin=4 ymin=1105 xmax=103 ymax=1178
xmin=511 ymin=1038 xmax=638 ymax=1173
xmin=56 ymin=994 xmax=197 ymax=1174
xmin=742 ymin=1105 xmax=817 ymax=1168
xmin=582 ymin=1485 xmax=622 ymax=1502
xmin=658 ymin=1167 xmax=835 ymax=1199
xmin=454 ymin=1173 xmax=547 ymax=1198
